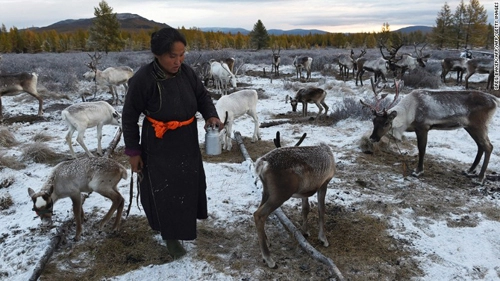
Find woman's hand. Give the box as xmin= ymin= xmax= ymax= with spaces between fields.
xmin=205 ymin=117 xmax=224 ymax=131
xmin=129 ymin=155 xmax=143 ymax=173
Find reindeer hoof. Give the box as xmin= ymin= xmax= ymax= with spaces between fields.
xmin=263 ymin=258 xmax=277 ymax=269
xmin=411 ymin=170 xmax=423 ymax=177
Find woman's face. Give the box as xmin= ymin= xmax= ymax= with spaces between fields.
xmin=155 ymin=41 xmax=185 ymax=75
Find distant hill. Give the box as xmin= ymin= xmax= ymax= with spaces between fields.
xmin=199 ymin=27 xmax=328 ymax=35
xmin=395 ymin=25 xmax=433 ymax=34
xmin=26 ymin=14 xmax=432 ymax=36
xmin=30 ymin=13 xmax=170 ymax=33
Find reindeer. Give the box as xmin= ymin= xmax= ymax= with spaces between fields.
xmin=293 ymin=56 xmax=313 ymax=81
xmin=338 ymin=49 xmax=366 ymax=81
xmin=464 ymin=58 xmax=494 ymax=90
xmin=286 ymin=87 xmax=329 ymax=119
xmin=83 ymin=52 xmax=134 ymax=104
xmin=441 ymin=57 xmax=468 ymax=84
xmin=215 ymin=89 xmax=261 ymax=151
xmin=211 ymin=61 xmax=237 ymax=95
xmin=393 ymin=43 xmax=430 ymax=77
xmin=355 ymin=57 xmax=389 ymax=86
xmin=271 ymin=46 xmax=281 ymax=76
xmin=360 ymin=78 xmax=499 ymax=185
xmin=225 ymin=57 xmax=235 ymax=73
xmin=62 ymin=101 xmax=121 ymax=158
xmin=254 ymin=132 xmax=336 ymax=268
xmin=192 ymin=60 xmax=213 ymax=86
xmin=0 ymin=72 xmax=43 ymax=121
xmin=28 ymin=157 xmax=126 ymax=241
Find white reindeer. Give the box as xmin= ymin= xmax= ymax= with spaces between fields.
xmin=215 ymin=89 xmax=260 ymax=151
xmin=28 ymin=157 xmax=126 ymax=241
xmin=361 ymin=79 xmax=499 ymax=185
xmin=254 ymin=138 xmax=336 ymax=269
xmin=293 ymin=56 xmax=313 ymax=80
xmin=286 ymin=87 xmax=329 ymax=118
xmin=0 ymin=72 xmax=43 ymax=121
xmin=211 ymin=61 xmax=237 ymax=95
xmin=83 ymin=66 xmax=134 ymax=104
xmin=62 ymin=101 xmax=121 ymax=158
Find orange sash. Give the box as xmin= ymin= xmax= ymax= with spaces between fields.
xmin=146 ymin=115 xmax=195 ymax=139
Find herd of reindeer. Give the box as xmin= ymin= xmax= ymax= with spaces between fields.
xmin=0 ymin=43 xmax=498 ymax=271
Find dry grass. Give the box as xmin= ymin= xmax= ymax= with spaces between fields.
xmin=0 ymin=151 xmax=25 ymax=170
xmin=0 ymin=194 xmax=13 ymax=210
xmin=0 ymin=127 xmax=18 ymax=147
xmin=40 ymin=216 xmax=172 ymax=281
xmin=20 ymin=142 xmax=67 ymax=164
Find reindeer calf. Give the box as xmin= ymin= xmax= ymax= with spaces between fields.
xmin=286 ymin=87 xmax=329 ymax=118
xmin=28 ymin=157 xmax=127 ymax=241
xmin=215 ymin=89 xmax=261 ymax=151
xmin=62 ymin=101 xmax=121 ymax=158
xmin=0 ymin=72 xmax=43 ymax=121
xmin=254 ymin=143 xmax=336 ymax=268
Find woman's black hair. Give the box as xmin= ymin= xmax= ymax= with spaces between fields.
xmin=150 ymin=27 xmax=187 ymax=56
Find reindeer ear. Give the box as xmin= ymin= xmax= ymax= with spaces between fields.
xmin=388 ymin=111 xmax=398 ymax=120
xmin=28 ymin=188 xmax=35 ymax=197
xmin=47 ymin=185 xmax=54 ymax=195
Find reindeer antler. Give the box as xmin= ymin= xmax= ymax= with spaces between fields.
xmin=379 ymin=40 xmax=403 ymax=63
xmin=358 ymin=48 xmax=367 ymax=59
xmin=385 ymin=79 xmax=401 ymax=110
xmin=86 ymin=51 xmax=102 ymax=71
xmin=360 ymin=77 xmax=387 ymax=113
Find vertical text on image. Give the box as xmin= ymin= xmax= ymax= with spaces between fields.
xmin=494 ymin=2 xmax=499 ymax=90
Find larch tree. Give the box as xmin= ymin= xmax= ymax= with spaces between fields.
xmin=431 ymin=2 xmax=454 ymax=48
xmin=452 ymin=0 xmax=468 ymax=49
xmin=463 ymin=0 xmax=488 ymax=48
xmin=87 ymin=0 xmax=124 ymax=53
xmin=249 ymin=20 xmax=270 ymax=50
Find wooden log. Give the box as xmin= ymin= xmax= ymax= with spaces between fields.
xmin=234 ymin=131 xmax=252 ymax=161
xmin=274 ymin=208 xmax=345 ymax=280
xmin=235 ymin=130 xmax=344 ymax=281
xmin=104 ymin=127 xmax=122 ymax=158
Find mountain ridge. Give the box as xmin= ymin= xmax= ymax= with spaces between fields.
xmin=25 ymin=13 xmax=432 ymax=35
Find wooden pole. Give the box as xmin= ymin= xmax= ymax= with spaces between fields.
xmin=234 ymin=131 xmax=344 ymax=280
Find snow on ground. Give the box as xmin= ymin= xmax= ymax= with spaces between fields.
xmin=1 ymin=63 xmax=500 ymax=280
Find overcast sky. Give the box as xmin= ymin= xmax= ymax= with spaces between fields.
xmin=1 ymin=0 xmax=497 ymax=33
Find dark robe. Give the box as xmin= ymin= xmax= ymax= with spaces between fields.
xmin=122 ymin=61 xmax=218 ymax=240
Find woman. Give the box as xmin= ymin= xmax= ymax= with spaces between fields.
xmin=122 ymin=27 xmax=223 ymax=259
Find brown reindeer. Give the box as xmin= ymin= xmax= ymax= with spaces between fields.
xmin=271 ymin=46 xmax=281 ymax=76
xmin=339 ymin=49 xmax=366 ymax=81
xmin=393 ymin=43 xmax=431 ymax=77
xmin=441 ymin=57 xmax=468 ymax=84
xmin=464 ymin=58 xmax=494 ymax=90
xmin=361 ymin=78 xmax=499 ymax=185
xmin=0 ymin=72 xmax=43 ymax=121
xmin=285 ymin=87 xmax=329 ymax=118
xmin=254 ymin=132 xmax=336 ymax=268
xmin=355 ymin=43 xmax=402 ymax=86
xmin=28 ymin=157 xmax=126 ymax=241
